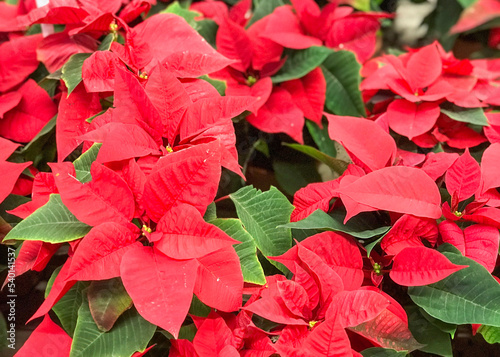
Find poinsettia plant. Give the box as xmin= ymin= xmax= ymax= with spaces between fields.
xmin=1 ymin=0 xmax=500 ymax=356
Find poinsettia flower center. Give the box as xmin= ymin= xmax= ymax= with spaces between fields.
xmin=246 ymin=75 xmax=257 ymax=87
xmin=308 ymin=320 xmax=318 ymax=329
xmin=373 ymin=262 xmax=382 ymax=275
xmin=109 ymin=21 xmax=118 ymax=33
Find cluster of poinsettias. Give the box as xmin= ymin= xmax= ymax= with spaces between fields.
xmin=189 ymin=0 xmax=389 ymax=143
xmin=2 ymin=0 xmax=500 ymax=357
xmin=361 ymin=40 xmax=500 ymax=148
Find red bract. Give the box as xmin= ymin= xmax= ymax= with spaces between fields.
xmin=211 ymin=15 xmax=326 ymax=143
xmin=262 ymin=1 xmax=390 ymax=62
xmin=0 ymin=137 xmax=32 ymax=203
xmin=390 ymin=246 xmax=467 ymax=286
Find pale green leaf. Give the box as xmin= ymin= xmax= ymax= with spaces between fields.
xmin=211 ymin=218 xmax=266 ymax=285
xmin=321 ymin=51 xmax=366 ymax=117
xmin=70 ymin=296 xmax=156 ymax=357
xmin=4 ymin=194 xmax=91 ymax=243
xmin=409 ymin=244 xmax=500 ymax=327
xmin=441 ymin=104 xmax=488 ymax=126
xmin=272 ymin=47 xmax=332 ymax=83
xmin=281 ymin=209 xmax=390 ymax=239
xmin=46 ymin=267 xmax=88 ymax=336
xmin=74 ymin=143 xmax=101 ymax=183
xmin=230 ymin=186 xmax=294 ymax=273
xmin=62 ymin=53 xmax=91 ymax=95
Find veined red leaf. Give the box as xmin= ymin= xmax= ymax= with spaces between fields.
xmin=0 ymin=34 xmax=43 ymax=93
xmin=0 ymin=160 xmax=31 ymax=204
xmin=145 ymin=65 xmax=191 ymax=144
xmin=301 ymin=231 xmax=364 ymax=291
xmin=50 ymin=162 xmax=135 ymax=226
xmin=120 ymin=245 xmax=198 ymax=338
xmin=339 ymin=166 xmax=442 ymax=220
xmin=445 ymin=148 xmax=481 ymax=202
xmin=246 ymin=87 xmax=305 ymax=144
xmin=280 ymin=68 xmax=326 ymax=124
xmin=325 ymin=114 xmax=396 ymax=172
xmin=450 ymin=0 xmax=500 ymax=34
xmin=261 ymin=5 xmax=322 ymax=49
xmin=277 ymin=280 xmax=310 ymax=318
xmin=390 ymin=246 xmax=467 ymax=286
xmin=297 ymin=245 xmax=345 ymax=319
xmin=0 ymin=79 xmax=57 ymax=143
xmin=143 ymin=141 xmax=221 ymax=221
xmin=153 ymin=204 xmax=238 ymax=259
xmin=193 ymin=312 xmax=235 ymax=357
xmin=216 ymin=17 xmax=253 ymax=73
xmin=81 ymin=122 xmax=160 ymax=163
xmin=439 ymin=221 xmax=500 ymax=273
xmin=326 ymin=290 xmax=390 ymax=328
xmin=463 ymin=207 xmax=500 ymax=229
xmin=480 ymin=143 xmax=500 ymax=193
xmin=179 ymin=118 xmax=243 ymax=178
xmin=194 ymin=247 xmax=243 ymax=312
xmin=179 ymin=96 xmax=254 ymax=141
xmin=421 ymin=152 xmax=459 ymax=181
xmin=291 ymin=180 xmax=340 ymax=222
xmin=381 ymin=214 xmax=438 ymax=256
xmin=114 ymin=68 xmax=163 ymax=145
xmin=348 ymin=288 xmax=422 ymax=352
xmin=134 ymin=13 xmax=234 ymax=74
xmin=0 ymin=92 xmax=22 ymax=120
xmin=56 ymin=84 xmax=101 ymax=161
xmin=9 ymin=241 xmax=61 ymax=279
xmin=37 ymin=32 xmax=97 ymax=72
xmin=302 ymin=317 xmax=353 ymax=357
xmin=244 ymin=279 xmax=309 ymax=326
xmin=387 ymin=100 xmax=440 ymax=140
xmin=66 ymin=222 xmax=140 ymax=281
xmin=82 ymin=51 xmax=125 ymax=93
xmin=294 ymin=263 xmax=321 ymax=313
xmin=15 ymin=315 xmax=72 ymax=357
xmin=169 ymin=339 xmax=197 ymax=357
xmin=406 ymin=42 xmax=442 ymax=90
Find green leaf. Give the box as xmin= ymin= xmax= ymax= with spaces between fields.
xmin=477 ymin=325 xmax=500 ymax=344
xmin=247 ymin=0 xmax=284 ymax=27
xmin=4 ymin=194 xmax=91 ymax=243
xmin=281 ymin=209 xmax=390 ymax=239
xmin=211 ymin=218 xmax=266 ymax=285
xmin=161 ymin=1 xmax=201 ymax=27
xmin=196 ymin=19 xmax=218 ymax=47
xmin=189 ymin=295 xmax=210 ymax=317
xmin=440 ymin=104 xmax=489 ymax=126
xmin=321 ymin=51 xmax=366 ymax=117
xmin=19 ymin=116 xmax=57 ymax=167
xmin=0 ymin=194 xmax=30 ymax=225
xmin=87 ymin=278 xmax=133 ymax=332
xmin=405 ymin=305 xmax=453 ymax=357
xmin=284 ymin=143 xmax=348 ymax=175
xmin=457 ymin=0 xmax=478 ymax=7
xmin=62 ymin=53 xmax=91 ymax=95
xmin=408 ymin=244 xmax=500 ymax=327
xmin=98 ymin=34 xmax=114 ymax=51
xmin=273 ymin=160 xmax=322 ymax=196
xmin=203 ymin=202 xmax=217 ymax=222
xmin=199 ymin=75 xmax=226 ymax=96
xmin=70 ymin=296 xmax=156 ymax=357
xmin=74 ymin=143 xmax=102 ymax=183
xmin=306 ymin=120 xmax=337 ymax=157
xmin=272 ymin=47 xmax=332 ymax=83
xmin=361 ymin=348 xmax=408 ymax=357
xmin=230 ymin=186 xmax=294 ymax=273
xmin=46 ymin=267 xmax=88 ymax=336
xmin=0 ymin=312 xmax=6 ymax=348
